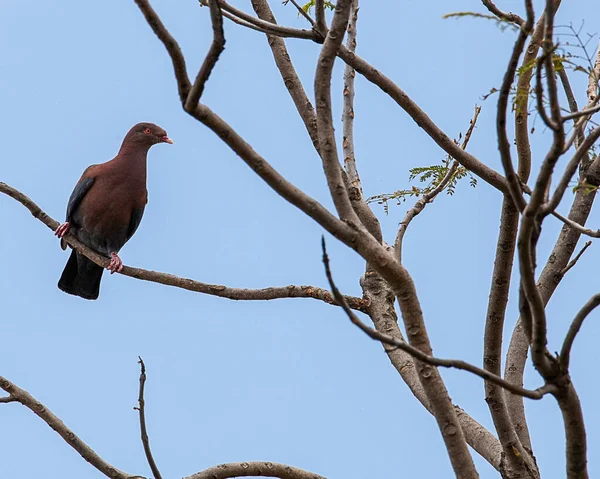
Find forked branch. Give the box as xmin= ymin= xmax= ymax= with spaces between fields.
xmin=321 ymin=238 xmax=554 ymax=400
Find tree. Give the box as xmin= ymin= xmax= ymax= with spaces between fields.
xmin=1 ymin=0 xmax=599 ymax=478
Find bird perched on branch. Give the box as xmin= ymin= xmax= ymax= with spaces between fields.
xmin=55 ymin=122 xmax=173 ymax=300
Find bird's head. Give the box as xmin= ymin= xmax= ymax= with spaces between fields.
xmin=124 ymin=122 xmax=174 ymax=148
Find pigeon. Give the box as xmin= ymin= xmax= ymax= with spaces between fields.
xmin=56 ymin=122 xmax=173 ymax=300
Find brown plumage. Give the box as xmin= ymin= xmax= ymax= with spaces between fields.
xmin=56 ymin=122 xmax=173 ymax=300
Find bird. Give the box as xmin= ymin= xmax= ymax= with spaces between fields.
xmin=55 ymin=122 xmax=173 ymax=300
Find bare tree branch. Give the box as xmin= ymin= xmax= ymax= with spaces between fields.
xmin=336 ymin=46 xmax=509 ymax=193
xmin=560 ymin=293 xmax=600 ymax=370
xmin=518 ymin=1 xmax=563 ymax=380
xmin=545 ymin=126 xmax=600 ymax=214
xmin=481 ymin=0 xmax=525 ymax=27
xmin=283 ymin=0 xmax=316 ymax=27
xmin=495 ymin=0 xmax=533 ymax=211
xmin=394 ymin=161 xmax=458 ymax=261
xmin=561 ymin=104 xmax=600 ymax=122
xmin=133 ymin=0 xmax=191 ymax=102
xmin=482 ymin=198 xmax=534 ymax=476
xmin=394 ymin=106 xmax=481 ymax=261
xmin=0 ymin=182 xmax=367 ymax=312
xmin=0 ymin=376 xmax=140 ymax=479
xmin=202 ymin=0 xmax=510 ymax=194
xmin=342 ymin=0 xmax=360 ymax=192
xmin=555 ymin=385 xmax=588 ymax=479
xmin=314 ymin=0 xmax=358 ymax=222
xmin=535 ymin=51 xmax=559 ymax=131
xmin=558 ymin=69 xmax=584 ymax=146
xmin=586 ymin=40 xmax=600 ymax=103
xmin=315 ymin=0 xmax=327 ymax=34
xmin=183 ymin=462 xmax=326 ymax=479
xmin=550 ymin=210 xmax=600 ymax=238
xmin=250 ymin=0 xmax=320 ymax=150
xmin=201 ymin=0 xmax=315 ymax=40
xmin=514 ymin=11 xmax=551 ymax=184
xmin=562 ymin=46 xmax=600 ymax=154
xmin=560 ymin=241 xmax=592 ymax=276
xmin=0 ymin=396 xmax=16 ymax=403
xmin=361 ymin=270 xmax=504 ymax=471
xmin=322 ymin=238 xmax=554 ymax=400
xmin=505 ymin=175 xmax=598 ymax=456
xmin=185 ymin=0 xmax=225 ymax=111
xmin=135 ymin=358 xmax=163 ymax=479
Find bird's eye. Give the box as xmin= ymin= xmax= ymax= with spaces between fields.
xmin=144 ymin=128 xmax=152 ymax=135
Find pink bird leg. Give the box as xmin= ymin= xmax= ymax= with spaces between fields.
xmin=107 ymin=252 xmax=123 ymax=274
xmin=55 ymin=222 xmax=71 ymax=238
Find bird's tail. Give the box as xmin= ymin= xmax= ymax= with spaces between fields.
xmin=58 ymin=250 xmax=104 ymax=300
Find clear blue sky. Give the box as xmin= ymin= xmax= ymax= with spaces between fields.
xmin=1 ymin=0 xmax=598 ymax=477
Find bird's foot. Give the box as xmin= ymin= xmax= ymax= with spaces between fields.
xmin=107 ymin=252 xmax=123 ymax=274
xmin=55 ymin=222 xmax=71 ymax=238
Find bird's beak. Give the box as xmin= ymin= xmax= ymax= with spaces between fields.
xmin=161 ymin=136 xmax=174 ymax=144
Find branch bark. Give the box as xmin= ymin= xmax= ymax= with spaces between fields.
xmin=0 ymin=376 xmax=140 ymax=479
xmin=323 ymin=240 xmax=554 ymax=400
xmin=560 ymin=293 xmax=600 ymax=370
xmin=184 ymin=462 xmax=325 ymax=479
xmin=0 ymin=182 xmax=366 ymax=312
xmin=185 ymin=0 xmax=225 ymax=111
xmin=136 ymin=358 xmax=163 ymax=479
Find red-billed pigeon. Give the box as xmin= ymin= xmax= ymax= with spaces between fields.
xmin=56 ymin=122 xmax=173 ymax=300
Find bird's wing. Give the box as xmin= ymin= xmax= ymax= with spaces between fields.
xmin=126 ymin=206 xmax=145 ymax=241
xmin=66 ymin=174 xmax=95 ymax=222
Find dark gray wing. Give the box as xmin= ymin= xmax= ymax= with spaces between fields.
xmin=66 ymin=176 xmax=95 ymax=222
xmin=126 ymin=206 xmax=145 ymax=241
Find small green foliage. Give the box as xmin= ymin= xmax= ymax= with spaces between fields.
xmin=299 ymin=0 xmax=335 ymax=15
xmin=442 ymin=11 xmax=519 ymax=32
xmin=572 ymin=181 xmax=598 ymax=195
xmin=366 ymin=156 xmax=477 ymax=214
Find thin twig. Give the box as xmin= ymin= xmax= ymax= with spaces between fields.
xmin=560 ymin=293 xmax=600 ymax=370
xmin=560 ymin=241 xmax=592 ymax=276
xmin=283 ymin=0 xmax=316 ymax=27
xmin=551 ymin=210 xmax=600 ymax=238
xmin=136 ymin=357 xmax=163 ymax=479
xmin=321 ymin=238 xmax=554 ymax=400
xmin=0 ymin=396 xmax=16 ymax=403
xmin=0 ymin=182 xmax=367 ymax=312
xmin=481 ymin=0 xmax=525 ymax=27
xmin=201 ymin=0 xmax=315 ymax=40
xmin=561 ymin=104 xmax=600 ymax=122
xmin=185 ymin=0 xmax=225 ymax=111
xmin=394 ymin=106 xmax=481 ymax=261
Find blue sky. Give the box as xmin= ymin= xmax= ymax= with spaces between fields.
xmin=1 ymin=0 xmax=598 ymax=477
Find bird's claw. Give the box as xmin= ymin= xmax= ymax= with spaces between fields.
xmin=55 ymin=222 xmax=71 ymax=238
xmin=108 ymin=252 xmax=123 ymax=274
